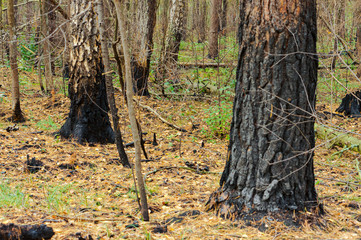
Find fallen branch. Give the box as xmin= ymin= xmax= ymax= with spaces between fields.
xmin=134 ymin=100 xmax=187 ymax=132
xmin=178 ymin=62 xmax=236 ymax=69
xmin=315 ymin=123 xmax=361 ymax=154
xmin=144 ymin=166 xmax=220 ymax=181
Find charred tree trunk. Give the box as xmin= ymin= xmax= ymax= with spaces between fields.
xmin=355 ymin=2 xmax=361 ymax=77
xmin=157 ymin=0 xmax=186 ymax=90
xmin=207 ymin=0 xmax=318 ymax=217
xmin=129 ymin=0 xmax=157 ymax=96
xmin=59 ymin=0 xmax=114 ymax=144
xmin=208 ymin=0 xmax=221 ymax=59
xmin=8 ymin=0 xmax=25 ymax=122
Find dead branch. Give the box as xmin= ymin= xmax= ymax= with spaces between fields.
xmin=134 ymin=100 xmax=187 ymax=132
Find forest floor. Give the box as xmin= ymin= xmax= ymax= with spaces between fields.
xmin=0 ymin=68 xmax=361 ymax=239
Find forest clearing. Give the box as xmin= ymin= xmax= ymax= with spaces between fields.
xmin=1 ymin=0 xmax=361 ymax=239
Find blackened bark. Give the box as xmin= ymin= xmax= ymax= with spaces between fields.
xmin=130 ymin=0 xmax=157 ymax=96
xmin=0 ymin=223 xmax=54 ymax=240
xmin=59 ymin=0 xmax=114 ymax=144
xmin=207 ymin=0 xmax=318 ymax=217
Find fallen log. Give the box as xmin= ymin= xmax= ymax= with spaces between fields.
xmin=315 ymin=124 xmax=361 ymax=154
xmin=0 ymin=223 xmax=54 ymax=240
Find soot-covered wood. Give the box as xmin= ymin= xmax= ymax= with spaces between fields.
xmin=59 ymin=0 xmax=114 ymax=144
xmin=207 ymin=0 xmax=318 ymax=217
xmin=336 ymin=90 xmax=361 ymax=117
xmin=0 ymin=223 xmax=54 ymax=240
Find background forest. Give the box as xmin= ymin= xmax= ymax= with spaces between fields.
xmin=0 ymin=0 xmax=361 ymax=239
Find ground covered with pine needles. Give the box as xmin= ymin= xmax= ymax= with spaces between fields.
xmin=1 ymin=69 xmax=361 ymax=239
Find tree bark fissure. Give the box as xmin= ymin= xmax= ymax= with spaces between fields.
xmin=207 ymin=0 xmax=318 ymax=217
xmin=59 ymin=0 xmax=114 ymax=144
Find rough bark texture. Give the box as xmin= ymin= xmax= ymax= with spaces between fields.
xmin=220 ymin=0 xmax=227 ymax=33
xmin=157 ymin=0 xmax=186 ymax=89
xmin=129 ymin=0 xmax=157 ymax=96
xmin=8 ymin=0 xmax=24 ymax=122
xmin=59 ymin=0 xmax=114 ymax=144
xmin=208 ymin=0 xmax=221 ymax=59
xmin=355 ymin=2 xmax=361 ymax=77
xmin=97 ymin=0 xmax=130 ymax=167
xmin=207 ymin=0 xmax=318 ymax=217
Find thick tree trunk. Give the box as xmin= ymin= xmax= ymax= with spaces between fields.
xmin=97 ymin=0 xmax=130 ymax=167
xmin=208 ymin=0 xmax=221 ymax=59
xmin=59 ymin=0 xmax=114 ymax=144
xmin=207 ymin=0 xmax=318 ymax=217
xmin=129 ymin=0 xmax=157 ymax=96
xmin=8 ymin=0 xmax=24 ymax=122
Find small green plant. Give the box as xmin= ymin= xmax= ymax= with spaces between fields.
xmin=36 ymin=116 xmax=59 ymax=131
xmin=202 ymin=101 xmax=232 ymax=139
xmin=0 ymin=182 xmax=29 ymax=209
xmin=45 ymin=183 xmax=74 ymax=212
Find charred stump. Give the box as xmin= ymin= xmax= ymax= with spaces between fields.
xmin=336 ymin=90 xmax=361 ymax=117
xmin=0 ymin=223 xmax=54 ymax=240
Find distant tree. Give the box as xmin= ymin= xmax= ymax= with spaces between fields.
xmin=59 ymin=0 xmax=114 ymax=144
xmin=355 ymin=1 xmax=361 ymax=77
xmin=207 ymin=0 xmax=319 ymax=217
xmin=8 ymin=0 xmax=25 ymax=122
xmin=129 ymin=0 xmax=157 ymax=96
xmin=220 ymin=0 xmax=227 ymax=34
xmin=40 ymin=0 xmax=53 ymax=93
xmin=157 ymin=0 xmax=186 ymax=92
xmin=208 ymin=0 xmax=221 ymax=59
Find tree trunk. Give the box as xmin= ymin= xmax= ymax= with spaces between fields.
xmin=41 ymin=0 xmax=53 ymax=93
xmin=220 ymin=0 xmax=227 ymax=34
xmin=127 ymin=0 xmax=157 ymax=96
xmin=8 ymin=0 xmax=24 ymax=122
xmin=198 ymin=0 xmax=207 ymax=43
xmin=207 ymin=0 xmax=319 ymax=217
xmin=97 ymin=0 xmax=130 ymax=167
xmin=208 ymin=0 xmax=221 ymax=59
xmin=157 ymin=0 xmax=186 ymax=90
xmin=355 ymin=2 xmax=361 ymax=77
xmin=114 ymin=0 xmax=149 ymax=221
xmin=59 ymin=0 xmax=114 ymax=144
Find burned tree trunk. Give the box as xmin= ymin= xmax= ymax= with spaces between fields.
xmin=157 ymin=0 xmax=186 ymax=92
xmin=8 ymin=0 xmax=24 ymax=122
xmin=207 ymin=0 xmax=319 ymax=217
xmin=59 ymin=0 xmax=114 ymax=144
xmin=129 ymin=0 xmax=157 ymax=96
xmin=336 ymin=90 xmax=361 ymax=117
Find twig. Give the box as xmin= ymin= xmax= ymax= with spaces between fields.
xmin=316 ymin=176 xmax=361 ymax=187
xmin=144 ymin=166 xmax=220 ymax=181
xmin=56 ymin=215 xmax=124 ymax=222
xmin=134 ymin=100 xmax=187 ymax=132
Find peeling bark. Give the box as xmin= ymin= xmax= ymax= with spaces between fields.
xmin=207 ymin=0 xmax=318 ymax=217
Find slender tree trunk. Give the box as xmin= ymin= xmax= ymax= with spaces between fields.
xmin=207 ymin=0 xmax=318 ymax=217
xmin=129 ymin=0 xmax=157 ymax=96
xmin=355 ymin=1 xmax=361 ymax=77
xmin=208 ymin=0 xmax=221 ymax=59
xmin=198 ymin=0 xmax=207 ymax=43
xmin=41 ymin=0 xmax=53 ymax=93
xmin=97 ymin=0 xmax=130 ymax=167
xmin=47 ymin=0 xmax=57 ymax=75
xmin=8 ymin=0 xmax=24 ymax=122
xmin=114 ymin=0 xmax=149 ymax=221
xmin=220 ymin=0 xmax=227 ymax=34
xmin=59 ymin=0 xmax=114 ymax=144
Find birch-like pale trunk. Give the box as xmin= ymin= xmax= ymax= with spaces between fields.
xmin=114 ymin=0 xmax=149 ymax=221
